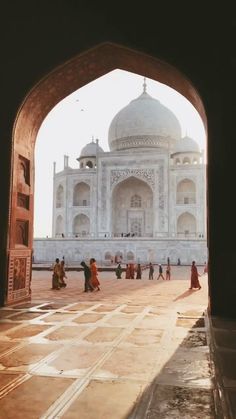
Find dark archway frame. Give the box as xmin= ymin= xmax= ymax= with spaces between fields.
xmin=7 ymin=42 xmax=207 ymax=305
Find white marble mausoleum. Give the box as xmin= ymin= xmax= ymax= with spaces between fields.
xmin=33 ymin=79 xmax=207 ymax=265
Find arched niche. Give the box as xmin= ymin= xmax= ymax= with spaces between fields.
xmin=56 ymin=184 xmax=64 ymax=208
xmin=55 ymin=215 xmax=64 ymax=236
xmin=127 ymin=251 xmax=135 ymax=262
xmin=73 ymin=182 xmax=90 ymax=206
xmin=73 ymin=214 xmax=90 ymax=237
xmin=183 ymin=157 xmax=191 ymax=165
xmin=177 ymin=179 xmax=196 ymax=204
xmin=177 ymin=212 xmax=197 ymax=237
xmin=6 ymin=42 xmax=207 ymax=305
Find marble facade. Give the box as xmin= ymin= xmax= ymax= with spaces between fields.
xmin=34 ymin=82 xmax=207 ymax=265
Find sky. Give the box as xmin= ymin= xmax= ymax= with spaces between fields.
xmin=34 ymin=69 xmax=206 ymax=238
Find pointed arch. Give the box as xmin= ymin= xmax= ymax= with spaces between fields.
xmin=177 ymin=179 xmax=196 ymax=204
xmin=177 ymin=212 xmax=197 ymax=237
xmin=73 ymin=182 xmax=90 ymax=206
xmin=73 ymin=214 xmax=90 ymax=237
xmin=56 ymin=185 xmax=64 ymax=208
xmin=5 ymin=42 xmax=207 ymax=305
xmin=55 ymin=215 xmax=64 ymax=236
xmin=112 ymin=176 xmax=153 ymax=237
xmin=127 ymin=251 xmax=135 ymax=261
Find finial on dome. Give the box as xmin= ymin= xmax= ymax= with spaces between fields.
xmin=143 ymin=77 xmax=147 ymax=93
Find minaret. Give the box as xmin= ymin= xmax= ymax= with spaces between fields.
xmin=143 ymin=77 xmax=147 ymax=93
xmin=64 ymin=155 xmax=69 ymax=169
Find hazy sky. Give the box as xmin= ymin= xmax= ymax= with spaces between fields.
xmin=34 ymin=69 xmax=206 ymax=238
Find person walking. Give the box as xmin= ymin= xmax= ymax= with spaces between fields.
xmin=157 ymin=264 xmax=165 ymax=280
xmin=52 ymin=258 xmax=61 ymax=289
xmin=189 ymin=260 xmax=201 ymax=290
xmin=165 ymin=263 xmax=171 ymax=280
xmin=115 ymin=263 xmax=122 ymax=279
xmin=136 ymin=263 xmax=142 ymax=279
xmin=125 ymin=264 xmax=130 ymax=279
xmin=203 ymin=261 xmax=208 ymax=275
xmin=90 ymin=258 xmax=100 ymax=291
xmin=130 ymin=263 xmax=135 ymax=279
xmin=81 ymin=261 xmax=94 ymax=292
xmin=149 ymin=262 xmax=154 ymax=279
xmin=59 ymin=259 xmax=67 ymax=287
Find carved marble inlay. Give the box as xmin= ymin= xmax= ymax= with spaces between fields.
xmin=110 ymin=169 xmax=155 ymax=189
xmin=73 ymin=178 xmax=91 ymax=185
xmin=158 ymin=166 xmax=164 ymax=210
xmin=112 ymin=136 xmax=170 ymax=151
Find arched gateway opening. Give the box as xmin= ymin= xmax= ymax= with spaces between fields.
xmin=6 ymin=42 xmax=207 ymax=305
xmin=112 ymin=176 xmax=153 ymax=237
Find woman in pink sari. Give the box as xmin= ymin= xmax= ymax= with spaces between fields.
xmin=189 ymin=261 xmax=201 ymax=290
xmin=90 ymin=258 xmax=100 ymax=291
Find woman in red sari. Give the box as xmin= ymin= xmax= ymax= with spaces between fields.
xmin=189 ymin=261 xmax=201 ymax=290
xmin=129 ymin=263 xmax=135 ymax=279
xmin=90 ymin=258 xmax=100 ymax=291
xmin=125 ymin=264 xmax=130 ymax=279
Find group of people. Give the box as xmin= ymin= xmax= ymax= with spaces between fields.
xmin=115 ymin=263 xmax=143 ymax=279
xmin=52 ymin=256 xmax=206 ymax=293
xmin=115 ymin=262 xmax=171 ymax=281
xmin=123 ymin=263 xmax=142 ymax=279
xmin=52 ymin=257 xmax=101 ymax=292
xmin=81 ymin=258 xmax=100 ymax=292
xmin=148 ymin=263 xmax=171 ymax=280
xmin=52 ymin=258 xmax=67 ymax=289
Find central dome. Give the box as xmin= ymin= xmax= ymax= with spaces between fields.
xmin=108 ymin=82 xmax=182 ymax=152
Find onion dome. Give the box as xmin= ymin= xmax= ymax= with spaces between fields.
xmin=108 ymin=78 xmax=181 ymax=151
xmin=78 ymin=139 xmax=104 ymax=161
xmin=172 ymin=135 xmax=200 ymax=154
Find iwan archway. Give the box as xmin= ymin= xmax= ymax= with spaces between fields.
xmin=7 ymin=42 xmax=207 ymax=305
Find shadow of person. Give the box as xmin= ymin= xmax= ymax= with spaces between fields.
xmin=173 ymin=289 xmax=195 ymax=302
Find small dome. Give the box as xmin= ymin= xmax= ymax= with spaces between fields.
xmin=173 ymin=136 xmax=200 ymax=154
xmin=79 ymin=141 xmax=104 ymax=159
xmin=108 ymin=83 xmax=181 ymax=151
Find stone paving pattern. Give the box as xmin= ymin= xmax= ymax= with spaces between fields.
xmin=0 ymin=266 xmax=216 ymax=418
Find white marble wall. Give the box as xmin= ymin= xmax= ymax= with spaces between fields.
xmin=33 ymin=238 xmax=208 ymax=265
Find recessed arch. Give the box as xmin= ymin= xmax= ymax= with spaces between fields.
xmin=6 ymin=42 xmax=207 ymax=305
xmin=73 ymin=182 xmax=90 ymax=206
xmin=177 ymin=212 xmax=197 ymax=237
xmin=56 ymin=184 xmax=64 ymax=208
xmin=127 ymin=251 xmax=135 ymax=261
xmin=183 ymin=157 xmax=191 ymax=165
xmin=104 ymin=251 xmax=112 ymax=260
xmin=112 ymin=176 xmax=153 ymax=237
xmin=177 ymin=178 xmax=196 ymax=204
xmin=73 ymin=214 xmax=90 ymax=237
xmin=55 ymin=215 xmax=64 ymax=236
xmin=86 ymin=160 xmax=93 ymax=168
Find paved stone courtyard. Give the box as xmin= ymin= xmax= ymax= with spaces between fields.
xmin=0 ymin=266 xmax=216 ymax=418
